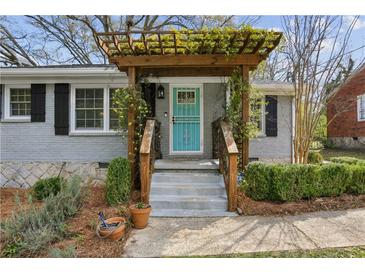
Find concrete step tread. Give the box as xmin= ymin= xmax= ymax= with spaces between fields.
xmin=151 ymin=184 xmax=225 ymax=189
xmin=153 ymin=172 xmax=222 ymax=177
xmin=150 ymin=209 xmax=237 ymax=217
xmin=150 ymin=195 xmax=227 ymax=202
xmin=152 ymin=173 xmax=224 ymax=185
xmin=155 ymin=159 xmax=219 ymax=170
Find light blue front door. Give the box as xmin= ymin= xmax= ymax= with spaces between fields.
xmin=172 ymin=87 xmax=201 ymax=153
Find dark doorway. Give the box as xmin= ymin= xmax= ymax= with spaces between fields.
xmin=141 ymin=83 xmax=156 ymax=117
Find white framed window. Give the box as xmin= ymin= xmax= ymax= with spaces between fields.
xmin=358 ymin=94 xmax=365 ymax=122
xmin=70 ymin=85 xmax=125 ymax=135
xmin=2 ymin=84 xmax=31 ymax=122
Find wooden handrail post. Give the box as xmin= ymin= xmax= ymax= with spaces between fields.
xmin=140 ymin=153 xmax=150 ymax=203
xmin=216 ymin=120 xmax=239 ymax=212
xmin=228 ymin=153 xmax=238 ymax=211
xmin=140 ymin=119 xmax=156 ymax=204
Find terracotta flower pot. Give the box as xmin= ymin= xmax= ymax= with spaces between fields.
xmin=129 ymin=205 xmax=152 ymax=229
xmin=97 ymin=217 xmax=126 ymax=241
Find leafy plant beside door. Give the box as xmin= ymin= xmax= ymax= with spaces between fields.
xmin=111 ymin=86 xmax=150 ymax=155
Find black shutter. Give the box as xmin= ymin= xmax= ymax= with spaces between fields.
xmin=265 ymin=95 xmax=278 ymax=137
xmin=31 ymin=84 xmax=46 ymax=122
xmin=54 ymin=83 xmax=69 ymax=135
xmin=0 ymin=84 xmax=3 ymax=119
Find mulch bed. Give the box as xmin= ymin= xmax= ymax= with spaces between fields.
xmin=237 ymin=190 xmax=365 ymax=216
xmin=0 ymin=186 xmax=140 ymax=258
xmin=0 ymin=188 xmax=43 ymax=219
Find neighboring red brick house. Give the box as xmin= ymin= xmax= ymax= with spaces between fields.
xmin=327 ymin=64 xmax=365 ymax=150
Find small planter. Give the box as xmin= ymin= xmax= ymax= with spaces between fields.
xmin=129 ymin=203 xmax=152 ymax=229
xmin=97 ymin=216 xmax=126 ymax=241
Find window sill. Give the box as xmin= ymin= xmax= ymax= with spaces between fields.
xmin=1 ymin=117 xmax=31 ymax=123
xmin=69 ymin=130 xmax=126 ymax=136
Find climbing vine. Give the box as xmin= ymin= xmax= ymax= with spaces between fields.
xmin=226 ymin=68 xmax=264 ymax=143
xmin=111 ymin=86 xmax=150 ymax=153
xmin=109 ymin=26 xmax=280 ymax=57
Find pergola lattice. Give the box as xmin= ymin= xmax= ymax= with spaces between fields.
xmin=93 ymin=28 xmax=283 ymax=184
xmin=94 ymin=29 xmax=282 ymax=76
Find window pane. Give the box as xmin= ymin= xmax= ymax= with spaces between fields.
xmin=86 ymin=110 xmax=94 ymax=119
xmin=85 ymin=99 xmax=94 ymax=108
xmin=76 ymin=99 xmax=85 ymax=108
xmin=177 ymin=89 xmax=196 ymax=104
xmin=10 ymin=88 xmax=31 ymax=116
xmin=75 ymin=88 xmax=104 ymax=129
xmin=360 ymin=95 xmax=365 ymax=120
xmin=76 ymin=119 xmax=85 ymax=128
xmin=95 ymin=99 xmax=103 ymax=108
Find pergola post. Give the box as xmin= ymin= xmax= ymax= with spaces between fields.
xmin=241 ymin=65 xmax=250 ymax=169
xmin=127 ymin=66 xmax=137 ymax=186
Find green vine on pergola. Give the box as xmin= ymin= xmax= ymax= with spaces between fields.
xmin=94 ymin=26 xmax=282 ymax=60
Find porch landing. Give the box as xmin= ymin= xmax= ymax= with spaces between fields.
xmin=150 ymin=159 xmax=236 ymax=217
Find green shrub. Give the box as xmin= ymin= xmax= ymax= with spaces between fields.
xmin=317 ymin=164 xmax=351 ymax=197
xmin=308 ymin=151 xmax=323 ymax=164
xmin=33 ymin=177 xmax=63 ymax=200
xmin=106 ymin=157 xmax=131 ymax=205
xmin=330 ymin=156 xmax=365 ymax=165
xmin=244 ymin=162 xmax=360 ymax=202
xmin=348 ymin=164 xmax=365 ymax=195
xmin=245 ymin=163 xmax=273 ymax=201
xmin=1 ymin=176 xmax=83 ymax=257
xmin=270 ymin=164 xmax=304 ymax=201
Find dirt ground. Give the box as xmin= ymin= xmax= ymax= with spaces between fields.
xmin=237 ymin=190 xmax=365 ymax=216
xmin=0 ymin=188 xmax=43 ymax=219
xmin=0 ymin=186 xmax=138 ymax=258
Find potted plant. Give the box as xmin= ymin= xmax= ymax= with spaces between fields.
xmin=129 ymin=202 xmax=152 ymax=229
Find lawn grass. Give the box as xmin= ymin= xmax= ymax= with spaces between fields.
xmin=186 ymin=246 xmax=365 ymax=258
xmin=321 ymin=148 xmax=365 ymax=161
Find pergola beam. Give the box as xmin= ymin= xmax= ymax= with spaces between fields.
xmin=109 ymin=54 xmax=260 ymax=68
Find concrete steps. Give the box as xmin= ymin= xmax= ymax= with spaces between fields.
xmin=150 ymin=160 xmax=236 ymax=217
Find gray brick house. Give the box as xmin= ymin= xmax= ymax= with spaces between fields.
xmin=0 ymin=65 xmax=295 ymax=190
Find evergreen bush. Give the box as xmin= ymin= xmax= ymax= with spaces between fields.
xmin=105 ymin=157 xmax=131 ymax=205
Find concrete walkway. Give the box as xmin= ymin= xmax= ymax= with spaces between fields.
xmin=123 ymin=208 xmax=365 ymax=257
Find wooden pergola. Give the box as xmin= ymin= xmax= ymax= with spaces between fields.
xmin=94 ymin=29 xmax=282 ymax=183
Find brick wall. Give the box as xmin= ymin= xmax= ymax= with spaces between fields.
xmin=0 ymin=84 xmax=127 ymax=162
xmin=327 ymin=66 xmax=365 ymax=137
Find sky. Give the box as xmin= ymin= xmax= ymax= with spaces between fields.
xmin=4 ymin=15 xmax=365 ymax=66
xmin=256 ymin=16 xmax=365 ymax=64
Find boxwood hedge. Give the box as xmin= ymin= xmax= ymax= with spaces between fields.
xmin=105 ymin=157 xmax=131 ymax=205
xmin=244 ymin=162 xmax=364 ymax=202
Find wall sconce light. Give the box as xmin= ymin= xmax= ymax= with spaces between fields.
xmin=157 ymin=84 xmax=165 ymax=99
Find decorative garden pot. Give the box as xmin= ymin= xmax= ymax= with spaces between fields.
xmin=129 ymin=205 xmax=152 ymax=229
xmin=97 ymin=217 xmax=126 ymax=241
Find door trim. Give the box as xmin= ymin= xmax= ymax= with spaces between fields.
xmin=169 ymin=84 xmax=204 ymax=155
